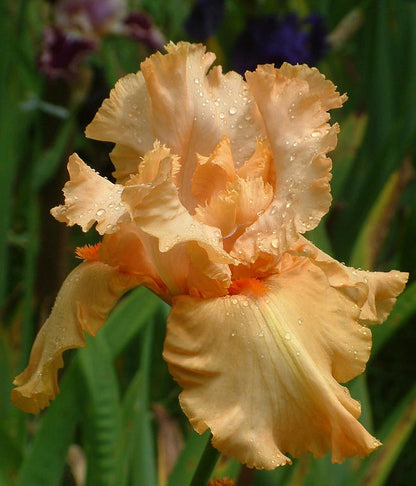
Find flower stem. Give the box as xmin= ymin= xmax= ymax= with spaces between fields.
xmin=189 ymin=435 xmax=221 ymax=486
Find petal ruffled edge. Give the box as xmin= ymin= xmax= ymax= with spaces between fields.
xmin=12 ymin=261 xmax=141 ymax=414
xmin=51 ymin=153 xmax=130 ymax=235
xmin=294 ymin=238 xmax=409 ymax=325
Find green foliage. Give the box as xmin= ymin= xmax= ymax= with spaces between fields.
xmin=1 ymin=0 xmax=414 ymax=485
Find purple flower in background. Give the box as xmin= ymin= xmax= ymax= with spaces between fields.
xmin=55 ymin=0 xmax=126 ymax=36
xmin=39 ymin=0 xmax=163 ymax=80
xmin=185 ymin=0 xmax=225 ymax=42
xmin=39 ymin=26 xmax=97 ymax=79
xmin=233 ymin=12 xmax=329 ymax=74
xmin=124 ymin=11 xmax=165 ymax=51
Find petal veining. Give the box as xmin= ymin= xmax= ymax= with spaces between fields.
xmin=12 ymin=261 xmax=141 ymax=414
xmin=164 ymin=256 xmax=380 ymax=469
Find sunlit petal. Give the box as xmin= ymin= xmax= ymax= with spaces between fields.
xmin=12 ymin=262 xmax=141 ymax=414
xmin=164 ymin=256 xmax=379 ymax=469
xmin=51 ymin=153 xmax=129 ymax=234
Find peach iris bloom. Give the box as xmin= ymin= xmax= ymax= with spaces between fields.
xmin=12 ymin=42 xmax=407 ymax=469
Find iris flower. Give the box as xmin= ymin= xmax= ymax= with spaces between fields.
xmin=12 ymin=42 xmax=407 ymax=469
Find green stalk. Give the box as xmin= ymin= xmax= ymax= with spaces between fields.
xmin=189 ymin=436 xmax=221 ymax=486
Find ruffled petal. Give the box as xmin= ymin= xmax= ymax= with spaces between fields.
xmin=192 ymin=135 xmax=236 ymax=205
xmin=85 ymin=72 xmax=154 ymax=155
xmin=140 ymin=42 xmax=261 ymax=208
xmin=233 ymin=64 xmax=346 ymax=262
xmin=296 ymin=239 xmax=409 ymax=325
xmin=12 ymin=261 xmax=141 ymax=414
xmin=51 ymin=153 xmax=129 ymax=234
xmin=164 ymin=255 xmax=380 ymax=469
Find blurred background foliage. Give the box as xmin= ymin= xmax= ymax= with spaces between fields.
xmin=0 ymin=0 xmax=415 ymax=485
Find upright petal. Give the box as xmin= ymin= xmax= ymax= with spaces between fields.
xmin=233 ymin=64 xmax=346 ymax=262
xmin=85 ymin=71 xmax=154 ymax=155
xmin=12 ymin=262 xmax=141 ymax=414
xmin=51 ymin=153 xmax=129 ymax=234
xmin=140 ymin=42 xmax=261 ymax=208
xmin=164 ymin=256 xmax=380 ymax=469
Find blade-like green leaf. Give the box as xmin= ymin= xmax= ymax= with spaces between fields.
xmin=16 ymin=364 xmax=83 ymax=486
xmin=102 ymin=287 xmax=161 ymax=359
xmin=358 ymin=386 xmax=416 ymax=486
xmin=168 ymin=430 xmax=211 ymax=486
xmin=80 ymin=334 xmax=123 ymax=486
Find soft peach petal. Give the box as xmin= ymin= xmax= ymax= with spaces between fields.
xmin=236 ymin=138 xmax=274 ymax=184
xmin=164 ymin=256 xmax=380 ymax=469
xmin=235 ymin=177 xmax=273 ymax=226
xmin=12 ymin=262 xmax=141 ymax=414
xmin=192 ymin=136 xmax=236 ymax=205
xmin=294 ymin=238 xmax=409 ymax=325
xmin=140 ymin=42 xmax=261 ymax=208
xmin=98 ymin=222 xmax=168 ymax=298
xmin=123 ymin=154 xmax=235 ymax=267
xmin=233 ymin=64 xmax=345 ymax=263
xmin=85 ymin=72 xmax=154 ymax=155
xmin=51 ymin=153 xmax=129 ymax=234
xmin=195 ymin=189 xmax=238 ymax=239
xmin=108 ymin=144 xmax=142 ymax=183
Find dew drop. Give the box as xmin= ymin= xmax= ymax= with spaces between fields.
xmin=297 ymin=318 xmax=303 ymax=325
xmin=311 ymin=130 xmax=320 ymax=138
xmin=96 ymin=208 xmax=106 ymax=217
xmin=229 ymin=106 xmax=237 ymax=115
xmin=284 ymin=332 xmax=291 ymax=341
xmin=271 ymin=239 xmax=279 ymax=249
xmin=219 ymin=112 xmax=225 ymax=120
xmin=231 ymin=331 xmax=236 ymax=337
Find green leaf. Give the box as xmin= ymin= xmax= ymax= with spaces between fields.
xmin=117 ymin=323 xmax=157 ymax=486
xmin=102 ymin=287 xmax=161 ymax=360
xmin=349 ymin=160 xmax=412 ymax=270
xmin=168 ymin=430 xmax=211 ymax=486
xmin=358 ymin=386 xmax=416 ymax=486
xmin=79 ymin=333 xmax=123 ymax=486
xmin=0 ymin=421 xmax=22 ymax=484
xmin=16 ymin=364 xmax=83 ymax=486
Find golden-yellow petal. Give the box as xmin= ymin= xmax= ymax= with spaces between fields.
xmin=164 ymin=256 xmax=380 ymax=469
xmin=51 ymin=153 xmax=129 ymax=234
xmin=12 ymin=262 xmax=141 ymax=414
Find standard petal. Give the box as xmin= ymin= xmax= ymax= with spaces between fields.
xmin=12 ymin=261 xmax=141 ymax=414
xmin=85 ymin=71 xmax=154 ymax=155
xmin=140 ymin=42 xmax=261 ymax=208
xmin=234 ymin=64 xmax=346 ymax=262
xmin=164 ymin=256 xmax=380 ymax=469
xmin=51 ymin=153 xmax=129 ymax=234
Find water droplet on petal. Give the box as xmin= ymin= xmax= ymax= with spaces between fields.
xmin=284 ymin=332 xmax=291 ymax=340
xmin=96 ymin=209 xmax=106 ymax=217
xmin=229 ymin=107 xmax=237 ymax=115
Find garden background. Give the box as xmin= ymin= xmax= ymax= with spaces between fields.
xmin=0 ymin=0 xmax=415 ymax=485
